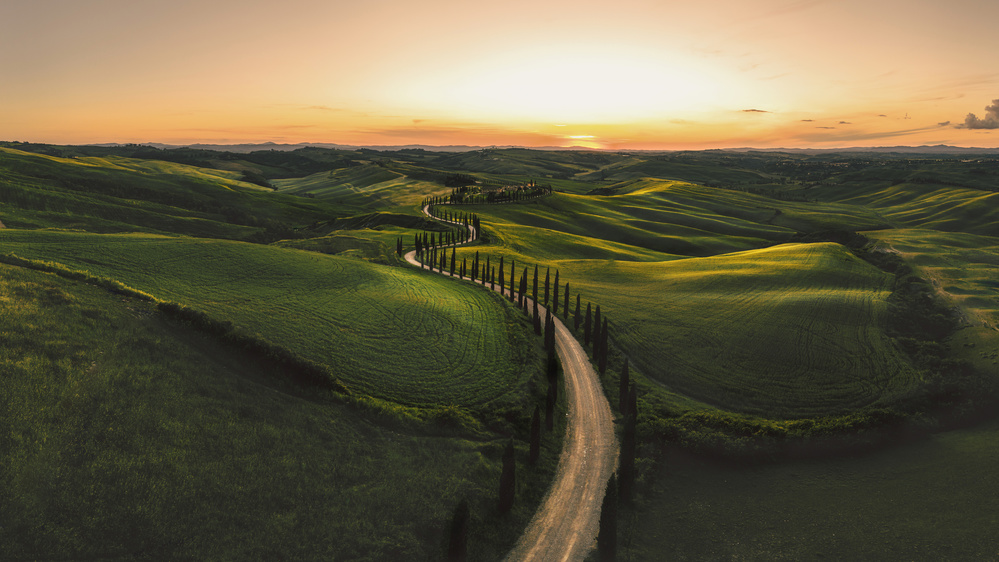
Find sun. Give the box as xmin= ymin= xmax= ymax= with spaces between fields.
xmin=394 ymin=44 xmax=743 ymax=125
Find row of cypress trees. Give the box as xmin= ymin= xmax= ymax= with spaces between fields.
xmin=421 ymin=198 xmax=638 ymax=561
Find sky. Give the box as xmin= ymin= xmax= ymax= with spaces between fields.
xmin=3 ymin=0 xmax=999 ymax=150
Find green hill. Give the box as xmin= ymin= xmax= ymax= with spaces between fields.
xmin=0 ymin=261 xmax=557 ymax=560
xmin=0 ymin=229 xmax=538 ymax=408
xmin=0 ymin=147 xmax=354 ymax=239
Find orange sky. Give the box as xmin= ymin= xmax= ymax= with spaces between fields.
xmin=3 ymin=0 xmax=999 ymax=149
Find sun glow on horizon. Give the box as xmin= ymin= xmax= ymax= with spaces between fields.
xmin=387 ymin=44 xmax=752 ymax=125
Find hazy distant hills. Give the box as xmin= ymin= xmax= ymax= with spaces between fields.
xmin=90 ymin=141 xmax=999 ymax=155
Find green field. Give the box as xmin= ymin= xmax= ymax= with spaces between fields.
xmin=0 ymin=229 xmax=537 ymax=408
xmin=0 ymin=263 xmax=562 ymax=560
xmin=5 ymin=142 xmax=999 ymax=559
xmin=454 ymin=238 xmax=919 ymax=418
xmin=622 ymin=418 xmax=999 ymax=560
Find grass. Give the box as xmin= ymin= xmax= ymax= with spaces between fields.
xmin=0 ymin=147 xmax=356 ymax=239
xmin=620 ymin=418 xmax=999 ymax=560
xmin=0 ymin=262 xmax=564 ymax=561
xmin=272 ymin=164 xmax=437 ymax=211
xmin=456 ymin=239 xmax=920 ymax=418
xmin=822 ymin=181 xmax=999 ymax=237
xmin=0 ymin=229 xmax=539 ymax=408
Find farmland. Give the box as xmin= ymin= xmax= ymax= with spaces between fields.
xmin=0 ymin=262 xmax=562 ymax=560
xmin=3 ymin=142 xmax=999 ymax=559
xmin=0 ymin=229 xmax=539 ymax=408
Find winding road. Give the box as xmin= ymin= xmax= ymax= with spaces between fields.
xmin=404 ymin=205 xmax=617 ymax=562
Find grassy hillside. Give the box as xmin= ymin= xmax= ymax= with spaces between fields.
xmin=623 ymin=418 xmax=999 ymax=560
xmin=0 ymin=147 xmax=354 ymax=239
xmin=456 ymin=239 xmax=918 ymax=418
xmin=0 ymin=230 xmax=539 ymax=408
xmin=0 ymin=262 xmax=562 ymax=560
xmin=820 ymin=181 xmax=999 ymax=237
xmin=273 ymin=164 xmax=436 ymax=211
xmin=461 ymin=181 xmax=889 ymax=258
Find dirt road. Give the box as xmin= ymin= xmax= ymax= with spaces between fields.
xmin=405 ymin=206 xmax=618 ymax=562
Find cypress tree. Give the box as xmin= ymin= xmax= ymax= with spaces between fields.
xmin=544 ymin=267 xmax=550 ymax=306
xmin=460 ymin=257 xmax=466 ymax=279
xmin=485 ymin=255 xmax=490 ymax=286
xmin=544 ymin=307 xmax=555 ymax=354
xmin=574 ymin=294 xmax=581 ymax=331
xmin=619 ymin=358 xmax=630 ymax=415
xmin=440 ymin=251 xmax=447 ymax=271
xmin=552 ymin=270 xmax=559 ymax=313
xmin=599 ymin=317 xmax=609 ymax=374
xmin=519 ymin=267 xmax=528 ymax=308
xmin=498 ymin=257 xmax=505 ymax=296
xmin=450 ymin=248 xmax=456 ymax=276
xmin=510 ymin=260 xmax=517 ymax=303
xmin=532 ymin=265 xmax=539 ymax=302
xmin=447 ymin=499 xmax=470 ymax=562
xmin=498 ymin=439 xmax=516 ymax=513
xmin=598 ymin=474 xmax=618 ymax=562
xmin=584 ymin=303 xmax=592 ymax=346
xmin=593 ymin=305 xmax=602 ymax=356
xmin=529 ymin=406 xmax=541 ymax=465
xmin=564 ymin=282 xmax=570 ymax=320
xmin=533 ymin=299 xmax=542 ymax=335
xmin=431 ymin=232 xmax=436 ymax=248
xmin=490 ymin=265 xmax=495 ymax=290
xmin=473 ymin=251 xmax=480 ymax=282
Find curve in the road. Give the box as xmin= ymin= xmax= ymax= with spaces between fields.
xmin=404 ymin=205 xmax=618 ymax=562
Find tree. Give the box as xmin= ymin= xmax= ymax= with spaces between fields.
xmin=619 ymin=358 xmax=630 ymax=415
xmin=574 ymin=294 xmax=581 ymax=331
xmin=519 ymin=267 xmax=528 ymax=308
xmin=563 ymin=282 xmax=570 ymax=320
xmin=593 ymin=305 xmax=602 ymax=356
xmin=447 ymin=499 xmax=470 ymax=562
xmin=532 ymin=265 xmax=539 ymax=302
xmin=529 ymin=406 xmax=541 ymax=465
xmin=544 ymin=267 xmax=550 ymax=306
xmin=498 ymin=257 xmax=505 ymax=296
xmin=584 ymin=303 xmax=592 ymax=346
xmin=460 ymin=257 xmax=466 ymax=279
xmin=533 ymin=299 xmax=542 ymax=335
xmin=552 ymin=270 xmax=560 ymax=313
xmin=485 ymin=255 xmax=491 ymax=286
xmin=544 ymin=307 xmax=555 ymax=354
xmin=598 ymin=473 xmax=618 ymax=562
xmin=599 ymin=317 xmax=609 ymax=375
xmin=498 ymin=439 xmax=516 ymax=513
xmin=510 ymin=260 xmax=517 ymax=303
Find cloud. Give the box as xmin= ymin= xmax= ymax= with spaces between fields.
xmin=878 ymin=114 xmax=887 ymax=118
xmin=958 ymin=98 xmax=999 ymax=129
xmin=815 ymin=126 xmax=836 ymax=129
xmin=838 ymin=121 xmax=852 ymax=125
xmin=800 ymin=119 xmax=814 ymax=122
xmin=742 ymin=109 xmax=770 ymax=113
xmin=938 ymin=121 xmax=951 ymax=127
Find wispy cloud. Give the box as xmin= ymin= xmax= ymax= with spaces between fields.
xmin=815 ymin=126 xmax=836 ymax=129
xmin=957 ymin=98 xmax=999 ymax=129
xmin=838 ymin=121 xmax=852 ymax=125
xmin=800 ymin=119 xmax=814 ymax=122
xmin=742 ymin=108 xmax=770 ymax=113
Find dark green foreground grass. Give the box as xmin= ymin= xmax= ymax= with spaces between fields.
xmin=621 ymin=419 xmax=999 ymax=561
xmin=0 ymin=263 xmax=564 ymax=560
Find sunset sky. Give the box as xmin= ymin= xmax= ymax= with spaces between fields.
xmin=3 ymin=0 xmax=999 ymax=149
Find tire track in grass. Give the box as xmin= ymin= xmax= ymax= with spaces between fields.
xmin=405 ymin=205 xmax=617 ymax=562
